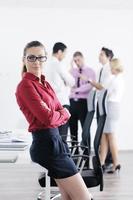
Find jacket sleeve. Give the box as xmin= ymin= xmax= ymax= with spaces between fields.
xmin=17 ymin=81 xmax=70 ymax=127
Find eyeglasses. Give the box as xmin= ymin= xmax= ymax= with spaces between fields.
xmin=26 ymin=55 xmax=47 ymax=62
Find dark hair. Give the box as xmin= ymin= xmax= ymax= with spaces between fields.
xmin=73 ymin=51 xmax=83 ymax=58
xmin=53 ymin=42 xmax=67 ymax=54
xmin=23 ymin=40 xmax=44 ymax=57
xmin=22 ymin=65 xmax=27 ymax=74
xmin=101 ymin=47 xmax=114 ymax=60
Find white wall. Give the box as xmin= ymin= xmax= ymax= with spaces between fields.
xmin=0 ymin=7 xmax=132 ymax=150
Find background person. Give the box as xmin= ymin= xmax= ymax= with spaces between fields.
xmin=45 ymin=42 xmax=75 ymax=141
xmin=81 ymin=47 xmax=114 ymax=169
xmin=69 ymin=51 xmax=96 ymax=149
xmin=82 ymin=58 xmax=124 ymax=172
xmin=88 ymin=47 xmax=114 ymax=91
xmin=99 ymin=58 xmax=124 ymax=173
xmin=98 ymin=47 xmax=114 ymax=168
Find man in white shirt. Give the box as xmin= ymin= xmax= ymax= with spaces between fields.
xmin=45 ymin=42 xmax=75 ymax=140
xmin=81 ymin=47 xmax=114 ymax=169
xmin=88 ymin=47 xmax=114 ymax=90
xmin=98 ymin=47 xmax=114 ymax=88
xmin=90 ymin=47 xmax=114 ymax=169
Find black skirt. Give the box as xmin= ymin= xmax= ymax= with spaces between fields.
xmin=30 ymin=128 xmax=78 ymax=179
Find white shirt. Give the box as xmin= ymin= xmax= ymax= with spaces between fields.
xmin=107 ymin=74 xmax=124 ymax=102
xmin=98 ymin=62 xmax=114 ymax=89
xmin=44 ymin=56 xmax=75 ymax=105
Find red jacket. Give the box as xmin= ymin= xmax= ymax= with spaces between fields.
xmin=16 ymin=72 xmax=70 ymax=132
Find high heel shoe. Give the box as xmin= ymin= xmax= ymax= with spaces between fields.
xmin=107 ymin=164 xmax=121 ymax=174
xmin=102 ymin=164 xmax=105 ymax=172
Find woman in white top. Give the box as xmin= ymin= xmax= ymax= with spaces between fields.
xmin=100 ymin=58 xmax=124 ymax=173
xmin=77 ymin=58 xmax=124 ymax=173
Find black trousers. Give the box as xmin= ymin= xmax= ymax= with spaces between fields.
xmin=69 ymin=99 xmax=88 ymax=142
xmin=58 ymin=104 xmax=70 ymax=141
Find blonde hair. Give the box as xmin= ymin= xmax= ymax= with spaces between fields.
xmin=110 ymin=58 xmax=124 ymax=73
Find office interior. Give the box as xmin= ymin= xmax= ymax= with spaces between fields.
xmin=0 ymin=0 xmax=133 ymax=200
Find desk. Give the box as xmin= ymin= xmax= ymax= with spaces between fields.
xmin=0 ymin=130 xmax=50 ymax=200
xmin=0 ymin=161 xmax=43 ymax=200
xmin=0 ymin=152 xmax=50 ymax=200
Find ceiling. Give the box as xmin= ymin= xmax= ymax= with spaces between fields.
xmin=0 ymin=0 xmax=133 ymax=9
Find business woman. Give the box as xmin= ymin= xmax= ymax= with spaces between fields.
xmin=16 ymin=41 xmax=92 ymax=200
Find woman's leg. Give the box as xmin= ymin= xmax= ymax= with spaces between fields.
xmin=108 ymin=133 xmax=118 ymax=168
xmin=55 ymin=173 xmax=92 ymax=200
xmin=100 ymin=133 xmax=109 ymax=165
xmin=54 ymin=181 xmax=72 ymax=200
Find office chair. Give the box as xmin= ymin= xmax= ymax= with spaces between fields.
xmin=37 ymin=89 xmax=107 ymax=199
xmin=80 ymin=90 xmax=96 ymax=162
xmin=78 ymin=89 xmax=107 ymax=191
xmin=82 ymin=89 xmax=96 ymax=147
